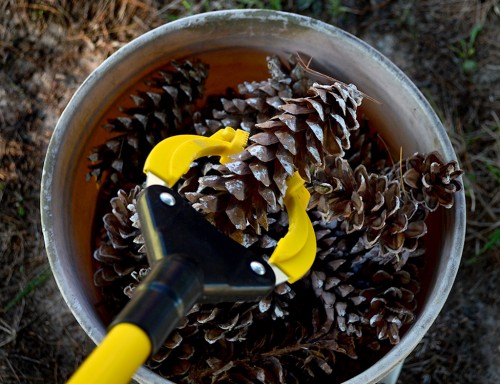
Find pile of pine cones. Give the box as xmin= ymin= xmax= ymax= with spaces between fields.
xmin=88 ymin=56 xmax=462 ymax=383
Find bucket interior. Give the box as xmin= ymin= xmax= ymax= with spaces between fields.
xmin=43 ymin=10 xmax=464 ymax=384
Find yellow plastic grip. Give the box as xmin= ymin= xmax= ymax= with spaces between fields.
xmin=144 ymin=127 xmax=249 ymax=187
xmin=67 ymin=323 xmax=151 ymax=384
xmin=268 ymin=172 xmax=316 ymax=283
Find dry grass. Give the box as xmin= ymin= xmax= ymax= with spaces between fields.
xmin=0 ymin=0 xmax=498 ymax=383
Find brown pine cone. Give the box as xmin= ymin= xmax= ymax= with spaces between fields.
xmin=364 ymin=203 xmax=428 ymax=265
xmin=307 ymin=211 xmax=423 ymax=351
xmin=401 ymin=151 xmax=463 ymax=211
xmin=87 ymin=59 xmax=208 ymax=186
xmin=308 ymin=158 xmax=366 ymax=233
xmin=309 ymin=157 xmax=431 ymax=267
xmin=308 ymin=159 xmax=400 ymax=236
xmin=92 ymin=186 xmax=148 ymax=313
xmin=307 ymin=214 xmax=371 ymax=339
xmin=93 ymin=186 xmax=146 ymax=288
xmin=358 ymin=260 xmax=421 ymax=347
xmin=149 ymin=301 xmax=259 ymax=380
xmin=188 ymin=81 xmax=363 ymax=235
xmin=193 ymin=331 xmax=356 ymax=384
xmin=254 ymin=81 xmax=363 ymax=183
xmin=196 ymin=55 xmax=314 ymax=136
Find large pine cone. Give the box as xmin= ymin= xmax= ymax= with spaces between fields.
xmin=358 ymin=259 xmax=421 ymax=348
xmin=87 ymin=59 xmax=208 ymax=187
xmin=307 ymin=213 xmax=374 ymax=339
xmin=92 ymin=186 xmax=148 ymax=311
xmin=308 ymin=159 xmax=400 ymax=237
xmin=149 ymin=285 xmax=299 ymax=383
xmin=190 ymin=330 xmax=356 ymax=384
xmin=195 ymin=55 xmax=314 ymax=136
xmin=401 ymin=151 xmax=463 ymax=211
xmin=93 ymin=186 xmax=145 ymax=288
xmin=149 ymin=301 xmax=258 ymax=378
xmin=309 ymin=157 xmax=429 ymax=265
xmin=307 ymin=212 xmax=422 ymax=348
xmin=363 ymin=203 xmax=428 ymax=265
xmin=187 ymin=82 xmax=363 ymax=236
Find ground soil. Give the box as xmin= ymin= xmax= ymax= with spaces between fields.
xmin=1 ymin=1 xmax=498 ymax=383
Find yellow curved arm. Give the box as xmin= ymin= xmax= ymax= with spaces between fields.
xmin=268 ymin=172 xmax=316 ymax=283
xmin=67 ymin=323 xmax=151 ymax=384
xmin=144 ymin=127 xmax=249 ymax=187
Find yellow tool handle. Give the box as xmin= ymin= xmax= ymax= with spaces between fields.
xmin=67 ymin=323 xmax=151 ymax=384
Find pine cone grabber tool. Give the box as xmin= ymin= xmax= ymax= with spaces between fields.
xmin=68 ymin=128 xmax=316 ymax=384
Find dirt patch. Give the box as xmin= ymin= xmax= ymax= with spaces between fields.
xmin=1 ymin=1 xmax=498 ymax=383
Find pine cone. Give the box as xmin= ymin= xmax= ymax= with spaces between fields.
xmin=308 ymin=158 xmax=399 ymax=235
xmin=87 ymin=59 xmax=208 ymax=186
xmin=364 ymin=203 xmax=428 ymax=264
xmin=94 ymin=186 xmax=146 ymax=287
xmin=257 ymin=283 xmax=296 ymax=320
xmin=195 ymin=55 xmax=314 ymax=136
xmin=188 ymin=82 xmax=363 ymax=235
xmin=308 ymin=158 xmax=366 ymax=233
xmin=253 ymin=82 xmax=363 ymax=183
xmin=196 ymin=331 xmax=356 ymax=384
xmin=176 ymin=158 xmax=256 ymax=238
xmin=307 ymin=211 xmax=422 ymax=349
xmin=401 ymin=151 xmax=463 ymax=211
xmin=358 ymin=260 xmax=421 ymax=347
xmin=149 ymin=301 xmax=259 ymax=380
xmin=309 ymin=158 xmax=430 ymax=266
xmin=93 ymin=185 xmax=148 ymax=312
xmin=307 ymin=214 xmax=371 ymax=339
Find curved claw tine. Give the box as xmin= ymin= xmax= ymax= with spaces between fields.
xmin=268 ymin=172 xmax=316 ymax=283
xmin=144 ymin=127 xmax=249 ymax=187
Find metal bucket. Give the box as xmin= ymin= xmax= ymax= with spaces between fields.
xmin=41 ymin=10 xmax=465 ymax=384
